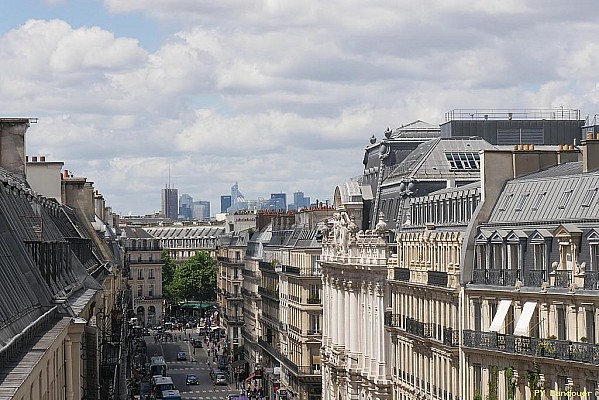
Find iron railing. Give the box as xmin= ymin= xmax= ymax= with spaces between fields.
xmin=394 ymin=267 xmax=410 ymax=282
xmin=554 ymin=270 xmax=571 ymax=288
xmin=584 ymin=271 xmax=599 ymax=290
xmin=463 ymin=330 xmax=599 ymax=364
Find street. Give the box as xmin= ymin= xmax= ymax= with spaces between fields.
xmin=145 ymin=329 xmax=240 ymax=400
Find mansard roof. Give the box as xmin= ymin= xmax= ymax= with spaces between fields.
xmin=389 ymin=120 xmax=440 ymax=140
xmin=0 ymin=166 xmax=102 ymax=350
xmin=146 ymin=226 xmax=225 ymax=239
xmin=488 ymin=163 xmax=599 ymax=224
xmin=384 ymin=137 xmax=496 ymax=184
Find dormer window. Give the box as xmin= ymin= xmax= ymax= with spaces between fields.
xmin=558 ymin=190 xmax=573 ymax=209
xmin=531 ymin=192 xmax=546 ymax=210
xmin=582 ymin=188 xmax=597 ymax=207
xmin=515 ymin=194 xmax=529 ymax=211
xmin=445 ymin=152 xmax=480 ymax=170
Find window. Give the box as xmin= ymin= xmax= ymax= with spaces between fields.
xmin=489 ymin=302 xmax=497 ymax=329
xmin=587 ymin=309 xmax=596 ymax=343
xmin=557 ymin=307 xmax=567 ymax=340
xmin=473 ymin=301 xmax=482 ymax=331
xmin=499 ymin=194 xmax=514 ymax=211
xmin=148 ymin=269 xmax=154 ymax=279
xmin=515 ymin=194 xmax=529 ymax=211
xmin=137 ymin=269 xmax=144 ymax=280
xmin=137 ymin=285 xmax=143 ymax=297
xmin=533 ymin=243 xmax=545 ymax=271
xmin=558 ymin=190 xmax=573 ymax=209
xmin=507 ymin=244 xmax=519 ymax=270
xmin=148 ymin=284 xmax=154 ymax=297
xmin=445 ymin=152 xmax=480 ymax=170
xmin=582 ymin=188 xmax=598 ymax=207
xmin=309 ymin=314 xmax=320 ymax=334
xmin=592 ymin=244 xmax=599 ymax=271
xmin=476 ymin=245 xmax=487 ymax=270
xmin=473 ymin=364 xmax=482 ymax=396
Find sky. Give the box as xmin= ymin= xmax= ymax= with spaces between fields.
xmin=2 ymin=0 xmax=599 ymax=216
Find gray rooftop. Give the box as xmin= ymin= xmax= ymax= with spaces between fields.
xmin=385 ymin=137 xmax=496 ymax=184
xmin=488 ymin=162 xmax=599 ymax=224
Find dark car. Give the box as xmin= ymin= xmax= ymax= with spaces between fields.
xmin=192 ymin=339 xmax=203 ymax=348
xmin=185 ymin=373 xmax=199 ymax=385
xmin=177 ymin=351 xmax=186 ymax=361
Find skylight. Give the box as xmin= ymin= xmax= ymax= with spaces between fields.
xmin=445 ymin=152 xmax=480 ymax=170
xmin=557 ymin=190 xmax=573 ymax=209
xmin=582 ymin=188 xmax=597 ymax=207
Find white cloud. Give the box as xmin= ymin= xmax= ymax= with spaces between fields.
xmin=1 ymin=1 xmax=599 ymax=214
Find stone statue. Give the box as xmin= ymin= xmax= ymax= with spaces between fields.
xmin=321 ymin=218 xmax=330 ymax=242
xmin=339 ymin=212 xmax=349 ymax=254
xmin=332 ymin=213 xmax=341 ymax=252
xmin=348 ymin=214 xmax=359 ymax=242
xmin=374 ymin=212 xmax=388 ymax=237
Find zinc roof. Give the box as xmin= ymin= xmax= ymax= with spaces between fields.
xmin=385 ymin=137 xmax=495 ymax=184
xmin=489 ymin=165 xmax=599 ymax=224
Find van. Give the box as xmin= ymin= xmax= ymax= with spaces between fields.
xmin=153 ymin=376 xmax=175 ymax=399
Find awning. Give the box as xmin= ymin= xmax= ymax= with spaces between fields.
xmin=244 ymin=372 xmax=256 ymax=382
xmin=489 ymin=300 xmax=511 ymax=332
xmin=513 ymin=301 xmax=537 ymax=336
xmin=231 ymin=359 xmax=248 ymax=368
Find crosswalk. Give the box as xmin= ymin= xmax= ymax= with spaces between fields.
xmin=179 ymin=389 xmax=238 ymax=400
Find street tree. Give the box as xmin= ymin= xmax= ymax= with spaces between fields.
xmin=167 ymin=251 xmax=216 ymax=303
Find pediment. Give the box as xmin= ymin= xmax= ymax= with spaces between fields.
xmin=587 ymin=229 xmax=599 ymax=243
xmin=553 ymin=224 xmax=582 ymax=238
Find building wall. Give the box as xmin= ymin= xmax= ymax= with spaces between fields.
xmin=26 ymin=160 xmax=64 ymax=202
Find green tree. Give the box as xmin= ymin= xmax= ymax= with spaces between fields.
xmin=161 ymin=250 xmax=177 ymax=301
xmin=167 ymin=251 xmax=216 ymax=303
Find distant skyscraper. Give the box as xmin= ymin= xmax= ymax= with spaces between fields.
xmin=269 ymin=193 xmax=287 ymax=211
xmin=231 ymin=182 xmax=245 ymax=204
xmin=291 ymin=191 xmax=310 ymax=210
xmin=161 ymin=187 xmax=178 ymax=220
xmin=193 ymin=200 xmax=210 ymax=220
xmin=179 ymin=193 xmax=194 ymax=220
xmin=221 ymin=195 xmax=232 ymax=213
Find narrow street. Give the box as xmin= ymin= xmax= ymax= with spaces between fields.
xmin=144 ymin=329 xmax=240 ymax=400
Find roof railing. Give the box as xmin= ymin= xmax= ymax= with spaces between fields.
xmin=445 ymin=108 xmax=580 ymax=122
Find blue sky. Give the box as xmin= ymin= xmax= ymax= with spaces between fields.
xmin=1 ymin=0 xmax=599 ymax=215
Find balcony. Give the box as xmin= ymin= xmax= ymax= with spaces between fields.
xmin=307 ymin=297 xmax=321 ymax=305
xmin=258 ymin=286 xmax=279 ymax=301
xmin=257 ymin=338 xmax=319 ymax=377
xmin=527 ymin=269 xmax=546 ymax=286
xmin=129 ymin=259 xmax=163 ymax=264
xmin=471 ymin=268 xmax=520 ymax=286
xmin=443 ymin=327 xmax=459 ymax=347
xmin=307 ymin=329 xmax=321 ymax=336
xmin=427 ymin=271 xmax=448 ymax=287
xmin=282 ymin=264 xmax=321 ymax=277
xmin=259 ymin=261 xmax=275 ymax=271
xmin=394 ymin=268 xmax=410 ymax=282
xmin=224 ymin=314 xmax=245 ymax=325
xmin=554 ymin=270 xmax=571 ymax=288
xmin=225 ymin=291 xmax=243 ymax=300
xmin=584 ymin=271 xmax=599 ymax=290
xmin=463 ymin=330 xmax=599 ymax=364
xmin=217 ymin=256 xmax=244 ymax=265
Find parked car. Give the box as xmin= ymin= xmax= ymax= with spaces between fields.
xmin=215 ymin=373 xmax=227 ymax=385
xmin=176 ymin=351 xmax=186 ymax=361
xmin=185 ymin=373 xmax=199 ymax=385
xmin=192 ymin=339 xmax=203 ymax=348
xmin=210 ymin=368 xmax=223 ymax=380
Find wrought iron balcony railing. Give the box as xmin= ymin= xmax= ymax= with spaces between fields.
xmin=394 ymin=267 xmax=410 ymax=282
xmin=463 ymin=330 xmax=599 ymax=364
xmin=584 ymin=270 xmax=599 ymax=290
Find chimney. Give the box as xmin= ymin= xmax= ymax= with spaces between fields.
xmin=32 ymin=156 xmax=38 ymax=162
xmin=582 ymin=135 xmax=599 ymax=173
xmin=0 ymin=118 xmax=30 ymax=178
xmin=63 ymin=169 xmax=69 ymax=178
xmin=40 ymin=155 xmax=45 ymax=162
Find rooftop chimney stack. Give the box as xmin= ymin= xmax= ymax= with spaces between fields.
xmin=582 ymin=135 xmax=599 ymax=173
xmin=0 ymin=118 xmax=30 ymax=179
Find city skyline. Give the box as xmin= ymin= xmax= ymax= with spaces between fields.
xmin=3 ymin=1 xmax=598 ymax=214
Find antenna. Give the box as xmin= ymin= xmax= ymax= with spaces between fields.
xmin=168 ymin=165 xmax=171 ymax=189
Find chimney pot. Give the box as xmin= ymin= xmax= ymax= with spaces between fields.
xmin=514 ymin=145 xmax=518 ymax=151
xmin=559 ymin=144 xmax=563 ymax=151
xmin=588 ymin=133 xmax=594 ymax=140
xmin=63 ymin=169 xmax=69 ymax=178
xmin=40 ymin=156 xmax=45 ymax=162
xmin=32 ymin=156 xmax=37 ymax=162
xmin=26 ymin=156 xmax=29 ymax=162
xmin=596 ymin=133 xmax=599 ymax=140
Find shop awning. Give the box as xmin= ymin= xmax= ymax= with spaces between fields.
xmin=231 ymin=359 xmax=248 ymax=368
xmin=180 ymin=302 xmax=215 ymax=310
xmin=489 ymin=300 xmax=511 ymax=332
xmin=513 ymin=301 xmax=537 ymax=336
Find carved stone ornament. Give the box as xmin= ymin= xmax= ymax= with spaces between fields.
xmin=374 ymin=212 xmax=388 ymax=237
xmin=321 ymin=218 xmax=330 ymax=242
